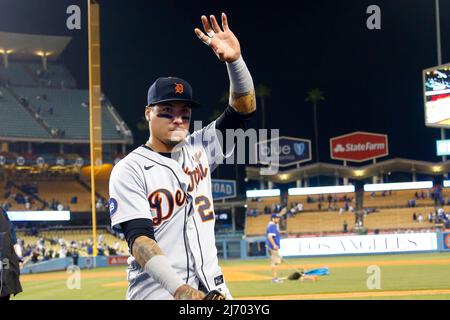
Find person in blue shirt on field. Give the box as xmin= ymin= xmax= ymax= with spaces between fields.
xmin=266 ymin=213 xmax=282 ymax=283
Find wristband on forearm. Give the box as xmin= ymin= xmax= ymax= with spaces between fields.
xmin=144 ymin=255 xmax=184 ymax=296
xmin=226 ymin=56 xmax=254 ymax=94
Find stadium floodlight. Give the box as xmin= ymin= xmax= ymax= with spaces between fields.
xmin=443 ymin=180 xmax=450 ymax=187
xmin=6 ymin=210 xmax=70 ymax=221
xmin=364 ymin=181 xmax=433 ymax=192
xmin=246 ymin=189 xmax=281 ymax=198
xmin=288 ymin=185 xmax=355 ymax=196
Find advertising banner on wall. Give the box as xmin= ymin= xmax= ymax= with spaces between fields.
xmin=330 ymin=131 xmax=388 ymax=162
xmin=280 ymin=232 xmax=437 ymax=257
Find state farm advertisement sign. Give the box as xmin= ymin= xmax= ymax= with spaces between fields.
xmin=330 ymin=131 xmax=389 ymax=162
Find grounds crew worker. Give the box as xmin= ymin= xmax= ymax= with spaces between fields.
xmin=0 ymin=207 xmax=22 ymax=300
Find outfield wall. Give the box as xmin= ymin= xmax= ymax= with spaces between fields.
xmin=20 ymin=255 xmax=129 ymax=274
xmin=242 ymin=231 xmax=450 ymax=259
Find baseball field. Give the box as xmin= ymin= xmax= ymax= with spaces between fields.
xmin=12 ymin=252 xmax=450 ymax=300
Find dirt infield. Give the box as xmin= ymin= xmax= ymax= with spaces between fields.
xmin=237 ymin=289 xmax=450 ymax=300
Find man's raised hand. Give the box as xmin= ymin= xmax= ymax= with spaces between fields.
xmin=194 ymin=13 xmax=241 ymax=63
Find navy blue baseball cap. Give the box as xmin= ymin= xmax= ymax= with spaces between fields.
xmin=271 ymin=213 xmax=280 ymax=219
xmin=147 ymin=77 xmax=201 ymax=108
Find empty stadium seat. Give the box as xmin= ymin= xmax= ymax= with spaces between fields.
xmin=0 ymin=88 xmax=50 ymax=139
xmin=11 ymin=87 xmax=124 ymax=141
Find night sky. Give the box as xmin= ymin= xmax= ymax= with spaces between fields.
xmin=1 ymin=0 xmax=450 ymax=177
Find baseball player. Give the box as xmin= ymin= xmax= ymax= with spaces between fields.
xmin=266 ymin=213 xmax=282 ymax=283
xmin=109 ymin=13 xmax=256 ymax=300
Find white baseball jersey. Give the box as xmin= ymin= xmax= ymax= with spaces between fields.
xmin=109 ymin=121 xmax=233 ymax=300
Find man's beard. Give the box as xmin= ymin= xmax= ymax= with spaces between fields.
xmin=164 ymin=130 xmax=188 ymax=149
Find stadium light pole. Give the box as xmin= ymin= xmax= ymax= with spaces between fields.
xmin=88 ymin=0 xmax=103 ymax=257
xmin=435 ymin=0 xmax=447 ymax=165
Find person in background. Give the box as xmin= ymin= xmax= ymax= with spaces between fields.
xmin=266 ymin=213 xmax=282 ymax=283
xmin=0 ymin=207 xmax=23 ymax=300
xmin=343 ymin=220 xmax=348 ymax=233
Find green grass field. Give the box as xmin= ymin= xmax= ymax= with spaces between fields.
xmin=12 ymin=252 xmax=450 ymax=300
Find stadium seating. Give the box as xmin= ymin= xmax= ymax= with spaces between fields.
xmin=288 ymin=194 xmax=354 ymax=211
xmin=245 ymin=214 xmax=272 ymax=236
xmin=0 ymin=62 xmax=38 ymax=86
xmin=1 ymin=179 xmax=106 ymax=212
xmin=286 ymin=211 xmax=355 ymax=234
xmin=246 ymin=196 xmax=281 ymax=215
xmin=245 ymin=210 xmax=355 ymax=236
xmin=16 ymin=228 xmax=128 ymax=259
xmin=11 ymin=87 xmax=123 ymax=141
xmin=0 ymin=87 xmax=50 ymax=139
xmin=363 ymin=207 xmax=437 ymax=230
xmin=363 ymin=189 xmax=435 ymax=208
xmin=25 ymin=62 xmax=77 ymax=88
xmin=37 ymin=180 xmax=93 ymax=212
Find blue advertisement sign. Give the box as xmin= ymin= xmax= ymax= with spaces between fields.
xmin=211 ymin=179 xmax=236 ymax=200
xmin=257 ymin=136 xmax=312 ymax=167
xmin=444 ymin=233 xmax=450 ymax=250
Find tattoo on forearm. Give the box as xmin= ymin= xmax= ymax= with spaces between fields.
xmin=230 ymin=90 xmax=256 ymax=114
xmin=178 ymin=287 xmax=196 ymax=299
xmin=132 ymin=236 xmax=163 ymax=267
xmin=175 ymin=284 xmax=204 ymax=300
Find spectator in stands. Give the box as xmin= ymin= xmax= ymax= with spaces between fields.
xmin=438 ymin=208 xmax=446 ymax=221
xmin=71 ymin=248 xmax=79 ymax=266
xmin=108 ymin=246 xmax=117 ymax=256
xmin=100 ymin=93 xmax=107 ymax=104
xmin=412 ymin=212 xmax=417 ymax=222
xmin=2 ymin=201 xmax=10 ymax=211
xmin=48 ymin=107 xmax=53 ymax=115
xmin=19 ymin=96 xmax=29 ymax=107
xmin=96 ymin=198 xmax=104 ymax=211
xmin=71 ymin=196 xmax=78 ymax=204
xmin=417 ymin=213 xmax=424 ymax=223
xmin=59 ymin=245 xmax=67 ymax=258
xmin=57 ymin=202 xmax=64 ymax=211
xmin=428 ymin=212 xmax=433 ymax=223
xmin=327 ymin=194 xmax=333 ymax=208
xmin=97 ymin=244 xmax=105 ymax=256
xmin=407 ymin=199 xmax=416 ymax=208
xmin=31 ymin=248 xmax=40 ymax=263
xmin=86 ymin=240 xmax=93 ymax=256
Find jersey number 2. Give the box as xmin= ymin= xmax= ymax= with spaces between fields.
xmin=195 ymin=195 xmax=214 ymax=222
